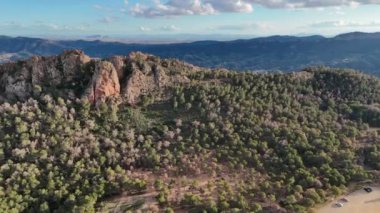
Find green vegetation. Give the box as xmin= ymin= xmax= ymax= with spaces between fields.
xmin=1 ymin=66 xmax=380 ymax=212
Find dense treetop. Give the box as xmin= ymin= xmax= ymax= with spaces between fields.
xmin=1 ymin=53 xmax=380 ymax=212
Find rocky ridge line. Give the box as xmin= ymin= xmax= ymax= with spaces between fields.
xmin=0 ymin=50 xmax=194 ymax=104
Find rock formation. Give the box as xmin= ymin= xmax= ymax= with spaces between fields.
xmin=0 ymin=50 xmax=194 ymax=105
xmin=121 ymin=52 xmax=192 ymax=104
xmin=0 ymin=50 xmax=90 ymax=101
xmin=108 ymin=56 xmax=127 ymax=80
xmin=85 ymin=61 xmax=120 ymax=104
xmin=60 ymin=50 xmax=91 ymax=81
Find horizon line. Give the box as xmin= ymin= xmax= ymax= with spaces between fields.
xmin=1 ymin=31 xmax=379 ymax=45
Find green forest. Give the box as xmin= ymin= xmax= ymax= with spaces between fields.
xmin=1 ymin=62 xmax=380 ymax=212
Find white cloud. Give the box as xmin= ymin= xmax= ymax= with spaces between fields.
xmin=130 ymin=0 xmax=380 ymax=18
xmin=92 ymin=4 xmax=115 ymax=13
xmin=99 ymin=16 xmax=119 ymax=24
xmin=139 ymin=26 xmax=152 ymax=32
xmin=93 ymin=4 xmax=103 ymax=10
xmin=131 ymin=0 xmax=216 ymax=17
xmin=139 ymin=25 xmax=181 ymax=32
xmin=160 ymin=25 xmax=181 ymax=31
xmin=309 ymin=20 xmax=380 ymax=28
xmin=215 ymin=22 xmax=273 ymax=31
xmin=333 ymin=7 xmax=346 ymax=15
xmin=251 ymin=0 xmax=380 ymax=9
xmin=0 ymin=21 xmax=26 ymax=30
xmin=0 ymin=21 xmax=88 ymax=32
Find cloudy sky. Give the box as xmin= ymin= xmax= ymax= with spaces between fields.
xmin=1 ymin=0 xmax=380 ymax=40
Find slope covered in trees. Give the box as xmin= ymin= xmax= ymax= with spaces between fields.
xmin=1 ymin=52 xmax=380 ymax=212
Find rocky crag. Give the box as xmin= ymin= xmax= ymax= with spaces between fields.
xmin=0 ymin=50 xmax=195 ymax=104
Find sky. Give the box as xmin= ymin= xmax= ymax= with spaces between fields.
xmin=2 ymin=0 xmax=380 ymax=41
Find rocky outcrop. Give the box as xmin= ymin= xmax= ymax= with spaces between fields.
xmin=121 ymin=52 xmax=191 ymax=104
xmin=0 ymin=50 xmax=90 ymax=102
xmin=85 ymin=61 xmax=120 ymax=104
xmin=0 ymin=50 xmax=195 ymax=104
xmin=60 ymin=50 xmax=91 ymax=81
xmin=122 ymin=61 xmax=167 ymax=105
xmin=108 ymin=56 xmax=127 ymax=80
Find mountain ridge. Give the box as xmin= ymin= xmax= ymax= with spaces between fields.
xmin=1 ymin=32 xmax=380 ymax=75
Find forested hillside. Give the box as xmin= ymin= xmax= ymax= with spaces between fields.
xmin=1 ymin=52 xmax=380 ymax=212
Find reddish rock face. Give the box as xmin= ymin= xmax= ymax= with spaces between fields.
xmin=85 ymin=61 xmax=120 ymax=103
xmin=84 ymin=51 xmax=193 ymax=105
xmin=0 ymin=50 xmax=195 ymax=105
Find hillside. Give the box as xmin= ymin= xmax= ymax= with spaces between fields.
xmin=2 ymin=32 xmax=380 ymax=75
xmin=1 ymin=51 xmax=380 ymax=212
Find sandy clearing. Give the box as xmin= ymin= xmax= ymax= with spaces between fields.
xmin=318 ymin=186 xmax=380 ymax=213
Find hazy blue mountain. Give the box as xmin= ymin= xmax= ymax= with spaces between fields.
xmin=1 ymin=32 xmax=380 ymax=75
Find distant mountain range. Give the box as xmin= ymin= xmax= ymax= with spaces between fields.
xmin=1 ymin=32 xmax=380 ymax=75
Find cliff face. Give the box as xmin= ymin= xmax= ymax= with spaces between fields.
xmin=84 ymin=61 xmax=120 ymax=104
xmin=0 ymin=50 xmax=90 ymax=102
xmin=0 ymin=50 xmax=193 ymax=104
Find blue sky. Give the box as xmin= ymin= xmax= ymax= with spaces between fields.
xmin=1 ymin=0 xmax=380 ymax=41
